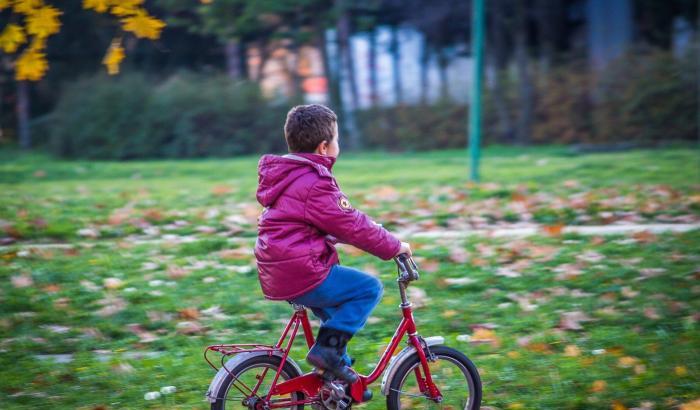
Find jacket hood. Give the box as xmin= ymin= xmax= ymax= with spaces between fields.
xmin=256 ymin=153 xmax=336 ymax=207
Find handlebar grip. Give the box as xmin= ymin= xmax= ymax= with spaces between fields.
xmin=394 ymin=253 xmax=420 ymax=281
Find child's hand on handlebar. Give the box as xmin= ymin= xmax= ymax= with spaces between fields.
xmin=395 ymin=241 xmax=412 ymax=257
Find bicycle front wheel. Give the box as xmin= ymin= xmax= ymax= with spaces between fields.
xmin=386 ymin=345 xmax=482 ymax=410
xmin=210 ymin=355 xmax=305 ymax=410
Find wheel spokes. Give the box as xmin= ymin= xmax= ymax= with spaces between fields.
xmin=396 ymin=356 xmax=473 ymax=409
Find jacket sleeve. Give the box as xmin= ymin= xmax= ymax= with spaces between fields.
xmin=305 ymin=178 xmax=402 ymax=260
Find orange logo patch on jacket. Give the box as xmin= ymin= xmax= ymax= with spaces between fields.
xmin=338 ymin=196 xmax=352 ymax=211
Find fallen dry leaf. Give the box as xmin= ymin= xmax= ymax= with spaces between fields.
xmin=563 ymin=344 xmax=581 ymax=357
xmin=373 ymin=186 xmax=400 ymax=201
xmin=178 ymin=307 xmax=200 ymax=320
xmin=632 ymin=230 xmax=657 ymax=243
xmin=680 ymin=400 xmax=700 ymax=410
xmin=448 ymin=246 xmax=470 ymax=264
xmin=612 ymin=400 xmax=628 ymax=410
xmin=103 ymin=278 xmax=124 ymax=290
xmin=469 ymin=328 xmax=501 ymax=348
xmin=643 ymin=307 xmax=661 ymax=320
xmin=618 ymin=356 xmax=639 ymax=368
xmin=42 ymin=284 xmax=61 ymax=293
xmin=11 ymin=274 xmax=33 ymax=288
xmin=495 ymin=266 xmax=521 ymax=278
xmin=126 ymin=323 xmax=159 ymax=343
xmin=591 ymin=380 xmax=607 ymax=393
xmin=176 ymin=321 xmax=206 ymax=335
xmin=167 ymin=265 xmax=190 ymax=279
xmin=95 ymin=296 xmax=127 ymax=317
xmin=559 ymin=311 xmax=593 ymax=331
xmin=211 ymin=185 xmax=234 ymax=196
xmin=542 ymin=224 xmax=564 ymax=236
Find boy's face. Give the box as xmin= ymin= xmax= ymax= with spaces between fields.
xmin=315 ymin=122 xmax=340 ymax=158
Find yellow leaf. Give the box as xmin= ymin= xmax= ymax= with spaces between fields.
xmin=83 ymin=0 xmax=111 ymax=13
xmin=110 ymin=5 xmax=137 ymax=16
xmin=0 ymin=0 xmax=11 ymax=10
xmin=121 ymin=10 xmax=165 ymax=39
xmin=591 ymin=380 xmax=607 ymax=393
xmin=12 ymin=0 xmax=42 ymax=14
xmin=506 ymin=351 xmax=521 ymax=359
xmin=0 ymin=24 xmax=26 ymax=53
xmin=26 ymin=5 xmax=62 ymax=38
xmin=15 ymin=47 xmax=48 ymax=81
xmin=563 ymin=344 xmax=581 ymax=357
xmin=680 ymin=399 xmax=700 ymax=410
xmin=611 ymin=401 xmax=627 ymax=410
xmin=110 ymin=0 xmax=144 ymax=16
xmin=675 ymin=366 xmax=688 ymax=376
xmin=119 ymin=0 xmax=144 ymax=6
xmin=470 ymin=328 xmax=501 ymax=348
xmin=617 ymin=356 xmax=638 ymax=368
xmin=508 ymin=404 xmax=524 ymax=410
xmin=102 ymin=38 xmax=125 ymax=75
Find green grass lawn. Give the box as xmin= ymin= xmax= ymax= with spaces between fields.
xmin=0 ymin=147 xmax=699 ymax=409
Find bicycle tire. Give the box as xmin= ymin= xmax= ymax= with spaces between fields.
xmin=211 ymin=355 xmax=305 ymax=410
xmin=386 ymin=345 xmax=482 ymax=410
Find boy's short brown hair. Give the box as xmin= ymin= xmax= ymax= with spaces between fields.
xmin=284 ymin=104 xmax=337 ymax=153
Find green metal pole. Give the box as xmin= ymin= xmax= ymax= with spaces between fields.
xmin=469 ymin=0 xmax=485 ymax=182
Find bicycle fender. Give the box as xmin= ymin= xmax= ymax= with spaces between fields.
xmin=380 ymin=336 xmax=444 ymax=396
xmin=205 ymin=352 xmax=304 ymax=403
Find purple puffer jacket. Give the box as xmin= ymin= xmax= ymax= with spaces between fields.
xmin=254 ymin=153 xmax=401 ymax=300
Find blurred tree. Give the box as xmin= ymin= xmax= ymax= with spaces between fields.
xmin=634 ymin=0 xmax=698 ymax=48
xmin=404 ymin=0 xmax=470 ymax=102
xmin=486 ymin=0 xmax=514 ymax=142
xmin=514 ymin=0 xmax=533 ymax=144
xmin=0 ymin=0 xmax=165 ymax=148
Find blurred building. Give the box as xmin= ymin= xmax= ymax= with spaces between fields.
xmin=253 ymin=0 xmax=694 ymax=108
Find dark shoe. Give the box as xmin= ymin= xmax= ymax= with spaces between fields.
xmin=307 ymin=327 xmax=358 ymax=384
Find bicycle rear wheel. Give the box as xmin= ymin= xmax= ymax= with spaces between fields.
xmin=386 ymin=345 xmax=482 ymax=410
xmin=211 ymin=355 xmax=305 ymax=410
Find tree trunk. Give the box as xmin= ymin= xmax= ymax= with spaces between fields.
xmin=17 ymin=80 xmax=30 ymax=149
xmin=335 ymin=0 xmax=361 ymax=149
xmin=390 ymin=25 xmax=403 ymax=105
xmin=286 ymin=39 xmax=303 ymax=100
xmin=488 ymin=0 xmax=514 ymax=142
xmin=368 ymin=28 xmax=378 ymax=107
xmin=514 ymin=0 xmax=533 ymax=145
xmin=437 ymin=49 xmax=449 ymax=101
xmin=337 ymin=8 xmax=359 ymax=110
xmin=420 ymin=39 xmax=430 ymax=104
xmin=317 ymin=23 xmax=341 ymax=111
xmin=224 ymin=39 xmax=243 ymax=80
xmin=535 ymin=0 xmax=554 ymax=86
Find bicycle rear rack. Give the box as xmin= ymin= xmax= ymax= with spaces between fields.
xmin=204 ymin=343 xmax=283 ymax=372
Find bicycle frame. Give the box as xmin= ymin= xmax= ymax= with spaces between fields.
xmin=204 ymin=256 xmax=443 ymax=408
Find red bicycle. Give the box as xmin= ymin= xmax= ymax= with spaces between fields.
xmin=204 ymin=254 xmax=482 ymax=409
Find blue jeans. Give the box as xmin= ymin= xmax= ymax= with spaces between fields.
xmin=289 ymin=264 xmax=384 ymax=365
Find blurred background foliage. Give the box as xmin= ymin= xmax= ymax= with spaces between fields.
xmin=0 ymin=0 xmax=698 ymax=158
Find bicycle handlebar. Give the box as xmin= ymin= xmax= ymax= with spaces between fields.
xmin=393 ymin=253 xmax=420 ymax=282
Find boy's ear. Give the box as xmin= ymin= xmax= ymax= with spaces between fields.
xmin=314 ymin=140 xmax=327 ymax=155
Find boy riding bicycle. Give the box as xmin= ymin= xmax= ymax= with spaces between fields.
xmin=254 ymin=104 xmax=411 ymax=383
